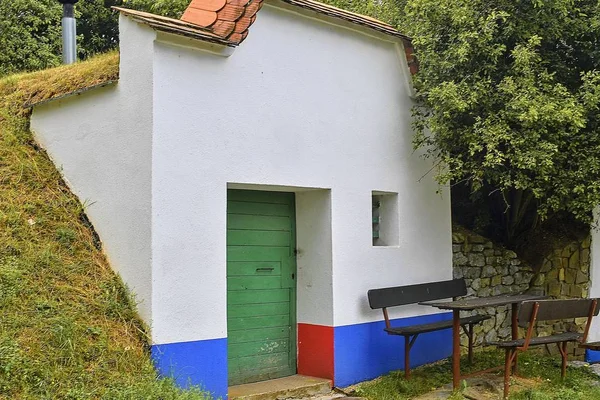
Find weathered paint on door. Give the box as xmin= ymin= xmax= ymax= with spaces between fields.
xmin=227 ymin=189 xmax=297 ymax=385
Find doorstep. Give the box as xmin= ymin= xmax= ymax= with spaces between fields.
xmin=229 ymin=375 xmax=332 ymax=400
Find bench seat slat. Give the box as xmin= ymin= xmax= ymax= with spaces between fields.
xmin=384 ymin=314 xmax=491 ymax=336
xmin=486 ymin=332 xmax=582 ymax=348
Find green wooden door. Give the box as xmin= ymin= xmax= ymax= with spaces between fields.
xmin=227 ymin=190 xmax=297 ymax=385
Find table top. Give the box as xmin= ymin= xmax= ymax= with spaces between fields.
xmin=420 ymin=293 xmax=547 ymax=311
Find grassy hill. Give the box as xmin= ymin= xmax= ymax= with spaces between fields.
xmin=0 ymin=53 xmax=208 ymax=399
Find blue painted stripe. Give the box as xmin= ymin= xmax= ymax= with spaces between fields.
xmin=333 ymin=313 xmax=453 ymax=387
xmin=152 ymin=337 xmax=228 ymax=399
xmin=586 ymin=349 xmax=600 ymax=363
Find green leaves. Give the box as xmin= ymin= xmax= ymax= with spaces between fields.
xmin=0 ymin=0 xmax=122 ymax=77
xmin=407 ymin=0 xmax=600 ymax=226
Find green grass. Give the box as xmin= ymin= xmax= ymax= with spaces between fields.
xmin=351 ymin=349 xmax=600 ymax=400
xmin=0 ymin=53 xmax=210 ymax=399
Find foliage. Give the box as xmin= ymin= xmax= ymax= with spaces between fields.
xmin=0 ymin=0 xmax=123 ymax=77
xmin=316 ymin=0 xmax=406 ymax=28
xmin=353 ymin=349 xmax=600 ymax=400
xmin=406 ymin=0 xmax=600 ymax=246
xmin=122 ymin=0 xmax=189 ymax=18
xmin=0 ymin=53 xmax=209 ymax=399
xmin=0 ymin=0 xmax=62 ymax=76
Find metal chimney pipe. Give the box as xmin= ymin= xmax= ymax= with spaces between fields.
xmin=58 ymin=0 xmax=79 ymax=64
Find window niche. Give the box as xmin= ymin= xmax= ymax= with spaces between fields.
xmin=372 ymin=191 xmax=399 ymax=246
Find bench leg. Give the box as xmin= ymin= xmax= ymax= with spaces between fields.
xmin=461 ymin=324 xmax=476 ymax=365
xmin=403 ymin=335 xmax=419 ymax=379
xmin=558 ymin=342 xmax=568 ymax=378
xmin=504 ymin=348 xmax=516 ymax=399
xmin=468 ymin=324 xmax=474 ymax=364
xmin=511 ymin=303 xmax=519 ymax=375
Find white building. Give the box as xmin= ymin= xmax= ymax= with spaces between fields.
xmin=30 ymin=1 xmax=453 ymax=397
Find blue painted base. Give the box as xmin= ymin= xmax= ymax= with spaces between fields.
xmin=586 ymin=349 xmax=600 ymax=363
xmin=333 ymin=313 xmax=453 ymax=387
xmin=151 ymin=338 xmax=228 ymax=399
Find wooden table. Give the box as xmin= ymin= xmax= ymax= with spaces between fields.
xmin=420 ymin=293 xmax=546 ymax=388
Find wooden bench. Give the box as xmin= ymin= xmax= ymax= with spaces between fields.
xmin=367 ymin=278 xmax=491 ymax=379
xmin=487 ymin=298 xmax=599 ymax=399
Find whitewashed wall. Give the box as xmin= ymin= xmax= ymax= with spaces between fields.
xmin=150 ymin=3 xmax=452 ymax=345
xmin=31 ymin=5 xmax=452 ymax=349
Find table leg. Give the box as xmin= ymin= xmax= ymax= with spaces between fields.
xmin=511 ymin=303 xmax=519 ymax=375
xmin=453 ymin=309 xmax=461 ymax=389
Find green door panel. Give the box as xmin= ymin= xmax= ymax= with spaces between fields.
xmin=226 ymin=190 xmax=297 ymax=386
xmin=228 ymin=353 xmax=291 ymax=381
xmin=227 ymin=327 xmax=290 ymax=344
xmin=227 ymin=246 xmax=289 ymax=262
xmin=228 ymin=302 xmax=290 ymax=318
xmin=227 ymin=230 xmax=291 ymax=246
xmin=228 ymin=339 xmax=290 ymax=358
xmin=227 ymin=214 xmax=291 ymax=231
xmin=227 ymin=261 xmax=282 ymax=276
xmin=227 ymin=201 xmax=291 ymax=216
xmin=228 ymin=289 xmax=289 ymax=305
xmin=227 ymin=190 xmax=293 ymax=204
xmin=228 ymin=276 xmax=282 ymax=291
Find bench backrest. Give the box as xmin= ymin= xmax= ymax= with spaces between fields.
xmin=518 ymin=299 xmax=600 ymax=328
xmin=367 ymin=278 xmax=467 ymax=309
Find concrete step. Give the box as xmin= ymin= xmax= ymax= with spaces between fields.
xmin=287 ymin=393 xmax=345 ymax=400
xmin=229 ymin=375 xmax=332 ymax=400
xmin=288 ymin=392 xmax=349 ymax=400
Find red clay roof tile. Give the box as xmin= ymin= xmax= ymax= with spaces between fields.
xmin=187 ymin=0 xmax=227 ymax=11
xmin=181 ymin=8 xmax=218 ymax=26
xmin=180 ymin=0 xmax=261 ymax=44
xmin=212 ymin=20 xmax=236 ymax=37
xmin=217 ymin=4 xmax=246 ymax=21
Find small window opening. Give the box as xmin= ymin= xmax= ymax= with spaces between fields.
xmin=372 ymin=191 xmax=399 ymax=246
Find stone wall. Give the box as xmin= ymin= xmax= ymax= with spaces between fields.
xmin=533 ymin=238 xmax=591 ymax=300
xmin=452 ymin=227 xmax=591 ymax=356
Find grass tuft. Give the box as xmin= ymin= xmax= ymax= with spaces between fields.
xmin=352 ymin=349 xmax=600 ymax=400
xmin=0 ymin=53 xmax=210 ymax=399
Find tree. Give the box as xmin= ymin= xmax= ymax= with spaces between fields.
xmin=406 ymin=0 xmax=600 ymax=251
xmin=0 ymin=0 xmax=147 ymax=76
xmin=0 ymin=0 xmax=63 ymax=76
xmin=122 ymin=0 xmax=188 ymax=17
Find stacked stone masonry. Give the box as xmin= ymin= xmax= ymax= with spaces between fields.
xmin=452 ymin=228 xmax=591 ymax=357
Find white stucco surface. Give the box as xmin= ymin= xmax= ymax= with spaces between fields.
xmin=30 ymin=16 xmax=155 ymax=322
xmin=296 ymin=190 xmax=334 ymax=326
xmin=30 ymin=3 xmax=452 ymax=346
xmin=150 ymin=3 xmax=452 ymax=344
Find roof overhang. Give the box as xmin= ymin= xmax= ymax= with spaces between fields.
xmin=25 ymin=80 xmax=118 ymax=109
xmin=273 ymin=0 xmax=410 ymax=42
xmin=113 ymin=7 xmax=237 ymax=47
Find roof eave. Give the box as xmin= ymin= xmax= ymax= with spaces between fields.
xmin=25 ymin=80 xmax=118 ymax=109
xmin=113 ymin=7 xmax=237 ymax=48
xmin=270 ymin=0 xmax=411 ymax=42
